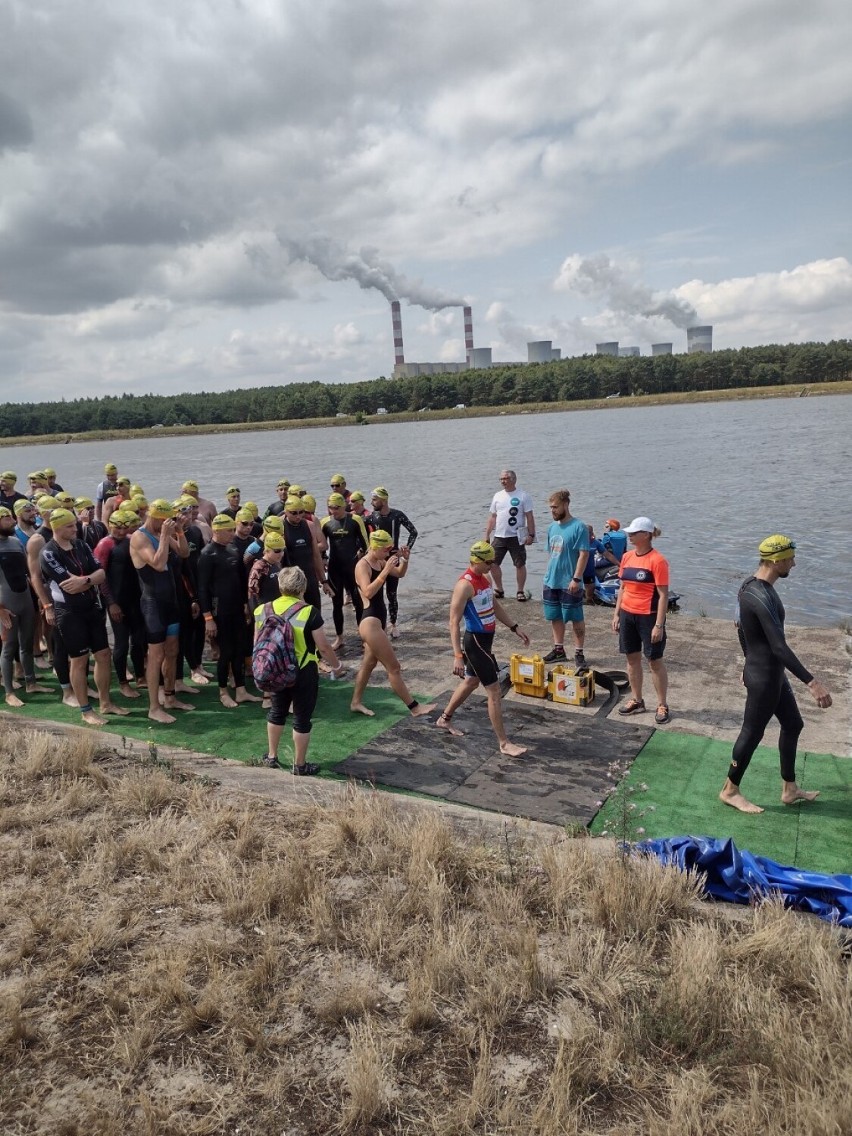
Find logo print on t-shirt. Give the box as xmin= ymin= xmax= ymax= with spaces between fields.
xmin=508 ymin=496 xmax=520 ymax=528
xmin=635 ymin=570 xmax=648 ymax=581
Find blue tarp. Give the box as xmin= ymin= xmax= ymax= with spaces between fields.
xmin=638 ymin=835 xmax=852 ymax=928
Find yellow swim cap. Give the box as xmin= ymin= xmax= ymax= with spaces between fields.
xmin=104 ymin=463 xmax=117 ymax=474
xmin=372 ymin=486 xmax=389 ymax=500
xmin=149 ymin=499 xmax=176 ymax=520
xmin=43 ymin=467 xmax=56 ymax=478
xmin=301 ymin=493 xmax=316 ymax=514
xmin=74 ymin=496 xmax=94 ymax=509
xmin=37 ymin=496 xmax=56 ymax=512
xmin=349 ymin=490 xmax=365 ymax=503
xmin=130 ymin=495 xmax=148 ymax=509
xmin=262 ymin=515 xmax=284 ymax=532
xmin=284 ymin=497 xmax=304 ymax=512
xmin=369 ymin=529 xmax=393 ymax=549
xmin=263 ymin=532 xmax=285 ymax=550
xmin=0 ymin=506 xmax=12 ymax=519
xmin=226 ymin=485 xmax=240 ymax=496
xmin=1 ymin=471 xmax=17 ymax=481
xmin=117 ymin=476 xmax=131 ymax=487
xmin=327 ymin=493 xmax=346 ymax=508
xmin=48 ymin=508 xmax=76 ymax=528
xmin=212 ymin=514 xmax=236 ymax=529
xmin=276 ymin=477 xmax=290 ymax=489
xmin=758 ymin=534 xmax=796 ymax=562
xmin=13 ymin=499 xmax=32 ymax=515
xmin=182 ymin=480 xmax=199 ymax=494
xmin=179 ymin=494 xmax=198 ymax=507
xmin=288 ymin=485 xmax=304 ymax=497
xmin=130 ymin=484 xmax=144 ymax=497
xmin=470 ymin=541 xmax=496 ymax=563
xmin=330 ymin=473 xmax=346 ymax=485
xmin=244 ymin=501 xmax=259 ymax=516
xmin=53 ymin=492 xmax=74 ymax=506
xmin=235 ymin=508 xmax=254 ymax=523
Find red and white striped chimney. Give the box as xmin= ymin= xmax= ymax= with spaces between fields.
xmin=391 ymin=300 xmax=404 ymax=365
xmin=463 ymin=305 xmax=474 ymax=360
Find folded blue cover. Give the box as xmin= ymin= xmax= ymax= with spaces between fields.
xmin=638 ymin=835 xmax=852 ymax=928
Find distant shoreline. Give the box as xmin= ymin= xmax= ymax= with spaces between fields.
xmin=5 ymin=379 xmax=850 ymax=449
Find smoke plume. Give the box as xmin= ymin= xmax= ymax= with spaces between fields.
xmin=555 ymin=253 xmax=699 ymax=329
xmin=280 ymin=235 xmax=465 ymax=311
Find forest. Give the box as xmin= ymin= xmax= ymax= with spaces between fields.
xmin=1 ymin=339 xmax=849 ymax=438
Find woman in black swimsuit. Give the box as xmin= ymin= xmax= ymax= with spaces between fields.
xmin=350 ymin=530 xmax=435 ymax=719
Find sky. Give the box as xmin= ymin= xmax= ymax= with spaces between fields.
xmin=1 ymin=0 xmax=851 ymax=402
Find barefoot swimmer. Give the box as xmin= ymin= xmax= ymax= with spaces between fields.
xmin=436 ymin=541 xmax=531 ymax=757
xmin=720 ymin=535 xmax=833 ymax=815
xmin=350 ymin=529 xmax=434 ymax=719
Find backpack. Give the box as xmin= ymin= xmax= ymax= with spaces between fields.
xmin=252 ymin=601 xmax=307 ymax=693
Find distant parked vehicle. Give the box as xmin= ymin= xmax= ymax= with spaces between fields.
xmin=454 ymin=403 xmax=466 ymax=410
xmin=375 ymin=407 xmax=388 ymax=415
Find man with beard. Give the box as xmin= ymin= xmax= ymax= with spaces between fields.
xmin=0 ymin=472 xmax=26 ymax=512
xmin=283 ymin=497 xmax=331 ymax=611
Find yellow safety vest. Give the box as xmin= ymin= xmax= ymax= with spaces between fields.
xmin=253 ymin=594 xmax=317 ymax=667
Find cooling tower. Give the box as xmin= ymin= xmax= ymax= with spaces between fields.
xmin=468 ymin=347 xmax=492 ymax=369
xmin=391 ymin=300 xmax=404 ymax=365
xmin=527 ymin=341 xmax=553 ymax=363
xmin=687 ymin=325 xmax=712 ymax=353
xmin=651 ymin=343 xmax=673 ymax=356
xmin=596 ymin=342 xmax=619 ymax=356
xmin=618 ymin=346 xmax=640 ymax=357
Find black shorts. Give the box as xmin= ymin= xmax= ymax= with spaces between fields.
xmin=54 ymin=604 xmax=109 ymax=659
xmin=140 ymin=593 xmax=181 ymax=645
xmin=462 ymin=630 xmax=499 ymax=687
xmin=618 ymin=611 xmax=666 ymax=660
xmin=491 ymin=536 xmax=527 ymax=568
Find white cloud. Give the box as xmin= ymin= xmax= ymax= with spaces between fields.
xmin=0 ymin=0 xmax=851 ymax=396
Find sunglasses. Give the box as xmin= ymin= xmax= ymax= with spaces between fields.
xmin=330 ymin=482 xmax=343 ymax=488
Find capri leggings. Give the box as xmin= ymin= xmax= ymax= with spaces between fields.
xmin=267 ymin=663 xmax=318 ymax=732
xmin=727 ymin=673 xmax=803 ymax=786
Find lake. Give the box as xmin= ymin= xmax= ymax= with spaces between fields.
xmin=5 ymin=394 xmax=851 ymax=627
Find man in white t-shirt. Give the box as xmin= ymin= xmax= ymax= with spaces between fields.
xmin=484 ymin=470 xmax=536 ymax=601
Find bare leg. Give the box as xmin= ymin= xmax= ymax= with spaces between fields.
xmin=161 ymin=638 xmax=193 ymax=711
xmin=550 ymin=618 xmax=565 ymax=649
xmin=485 ymin=684 xmax=527 ymax=756
xmin=351 ymin=642 xmax=379 ymax=716
xmin=293 ymin=731 xmax=311 ymax=768
xmin=625 ymin=651 xmax=644 ymax=703
xmin=571 ymin=619 xmax=586 ymax=651
xmin=516 ymin=563 xmax=527 ymax=594
xmin=719 ymin=777 xmax=764 ymax=814
xmin=648 ymin=657 xmax=668 ymax=708
xmin=436 ymin=675 xmax=479 ymax=736
xmin=146 ymin=643 xmax=175 ymax=724
xmin=781 ymin=781 xmax=820 ymax=805
xmin=490 ymin=562 xmax=504 ymax=594
xmin=95 ymin=648 xmax=128 ymax=716
xmin=267 ymin=721 xmax=284 ymax=759
xmin=71 ymin=655 xmax=105 ymax=726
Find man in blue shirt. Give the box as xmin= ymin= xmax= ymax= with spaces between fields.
xmin=542 ymin=489 xmax=590 ymax=667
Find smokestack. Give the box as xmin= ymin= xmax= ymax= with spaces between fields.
xmin=391 ymin=300 xmax=404 ymax=365
xmin=463 ymin=305 xmax=474 ymax=359
xmin=687 ymin=325 xmax=712 ymax=353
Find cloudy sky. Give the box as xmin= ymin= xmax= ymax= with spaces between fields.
xmin=1 ymin=0 xmax=851 ymax=402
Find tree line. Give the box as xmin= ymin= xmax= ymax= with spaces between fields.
xmin=1 ymin=339 xmax=849 ymax=438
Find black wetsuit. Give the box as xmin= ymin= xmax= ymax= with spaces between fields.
xmin=176 ymin=524 xmax=204 ymax=676
xmin=94 ymin=534 xmax=147 ymax=685
xmin=284 ymin=519 xmax=320 ymax=608
xmin=322 ymin=514 xmax=367 ymax=635
xmin=366 ymin=508 xmax=417 ymax=627
xmin=727 ymin=577 xmax=813 ymax=786
xmin=360 ymin=563 xmax=387 ymax=629
xmin=136 ymin=530 xmax=181 ymax=645
xmin=197 ymin=541 xmax=248 ymax=688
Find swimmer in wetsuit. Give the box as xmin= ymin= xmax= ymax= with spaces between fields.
xmin=350 ymin=529 xmax=435 ymax=719
xmin=720 ymin=534 xmax=833 ymax=814
xmin=321 ymin=493 xmax=368 ymax=650
xmin=366 ymin=486 xmax=417 ymax=639
xmin=130 ymin=499 xmax=192 ymax=724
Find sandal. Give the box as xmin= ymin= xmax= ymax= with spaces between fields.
xmin=493 ymin=589 xmax=505 ymax=599
xmin=516 ymin=591 xmax=528 ymax=602
xmin=655 ymin=704 xmax=670 ymax=724
xmin=618 ymin=698 xmax=646 ymax=715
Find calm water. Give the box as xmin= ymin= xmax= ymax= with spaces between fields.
xmin=6 ymin=395 xmax=851 ymax=626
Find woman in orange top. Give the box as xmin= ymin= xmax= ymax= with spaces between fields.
xmin=611 ymin=517 xmax=670 ymax=724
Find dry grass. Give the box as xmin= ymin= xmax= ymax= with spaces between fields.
xmin=1 ymin=726 xmax=850 ymax=1135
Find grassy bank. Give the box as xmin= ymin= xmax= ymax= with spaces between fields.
xmin=5 ymin=379 xmax=850 ymax=448
xmin=2 ymin=726 xmax=850 ymax=1134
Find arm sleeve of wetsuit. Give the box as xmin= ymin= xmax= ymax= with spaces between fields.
xmin=353 ymin=515 xmax=368 ymax=551
xmin=397 ymin=510 xmax=417 ymax=549
xmin=742 ymin=584 xmax=814 ymax=684
xmin=197 ymin=547 xmax=214 ymax=614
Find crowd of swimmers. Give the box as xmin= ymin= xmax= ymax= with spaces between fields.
xmin=0 ymin=463 xmax=833 ymax=804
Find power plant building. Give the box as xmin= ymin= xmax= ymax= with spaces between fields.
xmin=467 ymin=347 xmax=493 ymax=369
xmin=596 ymin=342 xmax=619 ymax=356
xmin=651 ymin=343 xmax=673 ymax=356
xmin=687 ymin=325 xmax=713 ymax=353
xmin=619 ymin=346 xmax=640 ymax=357
xmin=527 ymin=341 xmax=553 ymax=363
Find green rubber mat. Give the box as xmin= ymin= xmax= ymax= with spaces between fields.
xmin=591 ymin=730 xmax=852 ymax=877
xmin=1 ymin=673 xmax=409 ymax=773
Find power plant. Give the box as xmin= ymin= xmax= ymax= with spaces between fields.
xmin=389 ymin=303 xmax=712 ymax=376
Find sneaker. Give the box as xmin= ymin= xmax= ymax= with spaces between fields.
xmin=261 ymin=754 xmax=283 ymax=769
xmin=574 ymin=650 xmax=587 ymax=670
xmin=543 ymin=646 xmax=567 ymax=664
xmin=293 ymin=761 xmax=321 ymax=776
